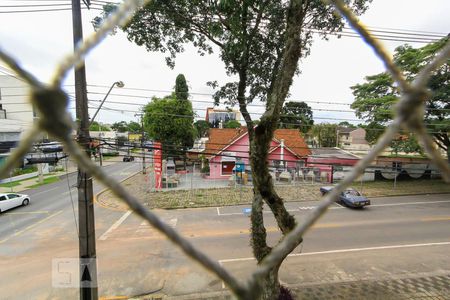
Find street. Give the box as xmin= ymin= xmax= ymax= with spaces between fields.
xmin=0 ymin=168 xmax=449 ymax=299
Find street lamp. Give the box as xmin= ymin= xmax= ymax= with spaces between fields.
xmin=89 ymin=81 xmax=124 ymax=125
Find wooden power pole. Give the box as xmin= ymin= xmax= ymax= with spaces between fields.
xmin=71 ymin=0 xmax=98 ymax=299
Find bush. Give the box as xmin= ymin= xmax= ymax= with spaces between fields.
xmin=12 ymin=166 xmax=37 ymax=176
xmin=102 ymin=151 xmax=119 ymax=157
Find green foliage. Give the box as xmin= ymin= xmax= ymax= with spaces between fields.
xmin=338 ymin=121 xmax=356 ymax=128
xmin=351 ymin=37 xmax=450 ymax=153
xmin=390 ymin=134 xmax=422 ymax=155
xmin=95 ymin=0 xmax=370 ymax=106
xmin=127 ymin=121 xmax=142 ymax=133
xmin=89 ymin=121 xmax=111 ymax=131
xmin=194 ymin=120 xmax=210 ymax=138
xmin=175 ymin=74 xmax=189 ymax=101
xmin=224 ymin=119 xmax=241 ymax=128
xmin=111 ymin=121 xmax=128 ymax=132
xmin=311 ymin=123 xmax=337 ymax=147
xmin=12 ymin=165 xmax=37 ymax=176
xmin=279 ymin=101 xmax=314 ymax=134
xmin=111 ymin=121 xmax=141 ymax=133
xmin=359 ymin=122 xmax=385 ymax=144
xmin=143 ymin=96 xmax=195 ymax=149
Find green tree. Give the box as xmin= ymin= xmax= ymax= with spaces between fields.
xmin=127 ymin=121 xmax=142 ymax=133
xmin=311 ymin=123 xmax=337 ymax=147
xmin=143 ymin=88 xmax=195 ymax=152
xmin=351 ymin=37 xmax=450 ymax=159
xmin=279 ymin=101 xmax=314 ymax=133
xmin=390 ymin=134 xmax=422 ymax=156
xmin=175 ymin=74 xmax=189 ymax=101
xmin=95 ymin=1 xmax=371 ymax=298
xmin=338 ymin=121 xmax=356 ymax=128
xmin=111 ymin=121 xmax=128 ymax=132
xmin=193 ymin=120 xmax=210 ymax=138
xmin=89 ymin=121 xmax=110 ymax=131
xmin=224 ymin=119 xmax=241 ymax=128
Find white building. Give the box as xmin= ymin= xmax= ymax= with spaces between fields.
xmin=0 ymin=74 xmax=36 ymax=167
xmin=0 ymin=74 xmax=36 ymax=124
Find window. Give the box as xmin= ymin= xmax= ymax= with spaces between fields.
xmin=0 ymin=195 xmax=7 ymax=201
xmin=392 ymin=162 xmax=402 ymax=171
xmin=7 ymin=194 xmax=19 ymax=199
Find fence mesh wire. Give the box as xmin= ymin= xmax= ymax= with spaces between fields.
xmin=0 ymin=0 xmax=449 ymax=298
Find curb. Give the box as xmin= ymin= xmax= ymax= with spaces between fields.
xmin=93 ymin=169 xmax=146 ymax=211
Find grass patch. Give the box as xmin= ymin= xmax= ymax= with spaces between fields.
xmin=349 ymin=179 xmax=450 ymax=197
xmin=28 ymin=176 xmax=60 ymax=188
xmin=0 ymin=181 xmax=21 ymax=188
xmin=99 ymin=174 xmax=450 ymax=210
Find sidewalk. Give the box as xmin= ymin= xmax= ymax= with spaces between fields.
xmin=0 ymin=159 xmax=117 ymax=193
xmin=161 ymin=274 xmax=450 ymax=300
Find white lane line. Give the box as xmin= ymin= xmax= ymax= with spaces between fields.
xmin=168 ymin=218 xmax=178 ymax=228
xmin=4 ymin=211 xmax=49 ymax=215
xmin=218 ymin=241 xmax=450 ymax=264
xmin=218 ymin=208 xmax=299 ymax=216
xmin=99 ymin=210 xmax=132 ymax=241
xmin=32 ymin=187 xmax=58 ymax=196
xmin=216 ymin=200 xmax=450 ymax=216
xmin=0 ymin=210 xmax=63 ymax=244
xmin=370 ymin=200 xmax=450 ymax=207
xmin=334 ymin=202 xmax=345 ymax=208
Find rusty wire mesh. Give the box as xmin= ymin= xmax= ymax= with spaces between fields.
xmin=0 ymin=0 xmax=449 ymax=298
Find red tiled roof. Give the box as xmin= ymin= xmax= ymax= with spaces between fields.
xmin=273 ymin=129 xmax=311 ymax=157
xmin=205 ymin=127 xmax=247 ymax=157
xmin=205 ymin=127 xmax=310 ymax=158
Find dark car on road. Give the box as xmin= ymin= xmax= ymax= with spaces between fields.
xmin=123 ymin=155 xmax=134 ymax=162
xmin=320 ymin=186 xmax=371 ymax=208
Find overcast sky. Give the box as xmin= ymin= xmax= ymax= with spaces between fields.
xmin=0 ymin=0 xmax=449 ymax=126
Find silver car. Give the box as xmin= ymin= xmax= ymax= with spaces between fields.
xmin=0 ymin=193 xmax=30 ymax=212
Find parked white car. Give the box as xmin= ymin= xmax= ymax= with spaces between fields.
xmin=0 ymin=193 xmax=30 ymax=212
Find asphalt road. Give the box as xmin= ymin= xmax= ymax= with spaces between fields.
xmin=0 ymin=172 xmax=449 ymax=299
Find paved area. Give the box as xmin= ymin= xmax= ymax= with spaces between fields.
xmin=0 ymin=158 xmax=117 ymax=193
xmin=161 ymin=274 xmax=450 ymax=300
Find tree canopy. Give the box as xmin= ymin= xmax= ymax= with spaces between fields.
xmin=111 ymin=121 xmax=142 ymax=133
xmin=95 ymin=1 xmax=372 ymax=298
xmin=143 ymin=96 xmax=195 ymax=150
xmin=311 ymin=123 xmax=337 ymax=147
xmin=89 ymin=121 xmax=110 ymax=131
xmin=175 ymin=74 xmax=189 ymax=101
xmin=351 ymin=37 xmax=450 ymax=156
xmin=193 ymin=120 xmax=210 ymax=138
xmin=279 ymin=101 xmax=313 ymax=133
xmin=224 ymin=119 xmax=241 ymax=128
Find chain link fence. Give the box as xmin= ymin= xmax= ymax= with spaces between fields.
xmin=0 ymin=0 xmax=449 ymax=298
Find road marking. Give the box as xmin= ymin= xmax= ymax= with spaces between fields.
xmin=299 ymin=206 xmax=316 ymax=210
xmin=216 ymin=207 xmax=221 ymax=216
xmin=168 ymin=218 xmax=178 ymax=228
xmin=219 ymin=241 xmax=450 ymax=263
xmin=370 ymin=200 xmax=450 ymax=207
xmin=3 ymin=211 xmax=49 ymax=215
xmin=216 ymin=200 xmax=450 ymax=216
xmin=334 ymin=202 xmax=345 ymax=208
xmin=421 ymin=216 xmax=450 ymax=222
xmin=0 ymin=210 xmax=63 ymax=244
xmin=99 ymin=210 xmax=132 ymax=241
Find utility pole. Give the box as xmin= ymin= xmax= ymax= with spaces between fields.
xmin=135 ymin=113 xmax=146 ymax=174
xmin=71 ymin=0 xmax=98 ymax=299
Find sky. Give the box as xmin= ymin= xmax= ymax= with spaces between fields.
xmin=0 ymin=0 xmax=449 ymax=126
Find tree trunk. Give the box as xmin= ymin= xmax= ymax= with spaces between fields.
xmin=257 ymin=263 xmax=282 ymax=300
